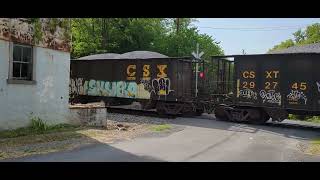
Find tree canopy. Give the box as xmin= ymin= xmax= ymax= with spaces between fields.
xmin=269 ymin=23 xmax=320 ymax=52
xmin=71 ymin=18 xmax=224 ymax=60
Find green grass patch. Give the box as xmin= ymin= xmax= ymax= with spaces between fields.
xmin=0 ymin=117 xmax=80 ymax=139
xmin=150 ymin=124 xmax=172 ymax=132
xmin=305 ymin=117 xmax=320 ymax=123
xmin=288 ymin=114 xmax=320 ymax=123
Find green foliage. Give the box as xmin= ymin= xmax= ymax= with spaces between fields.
xmin=30 ymin=117 xmax=49 ymax=133
xmin=269 ymin=39 xmax=295 ymax=52
xmin=71 ymin=18 xmax=224 ymax=59
xmin=288 ymin=114 xmax=320 ymax=123
xmin=32 ymin=18 xmax=43 ymax=44
xmin=269 ymin=23 xmax=320 ymax=52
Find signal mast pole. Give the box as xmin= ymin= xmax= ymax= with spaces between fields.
xmin=192 ymin=43 xmax=204 ymax=97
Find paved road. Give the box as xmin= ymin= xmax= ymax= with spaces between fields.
xmin=8 ymin=117 xmax=320 ymax=162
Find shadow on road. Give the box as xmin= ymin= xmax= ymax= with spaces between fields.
xmin=1 ymin=129 xmax=165 ymax=162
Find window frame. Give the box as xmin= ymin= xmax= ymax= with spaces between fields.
xmin=7 ymin=42 xmax=36 ymax=85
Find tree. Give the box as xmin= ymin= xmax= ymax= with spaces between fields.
xmin=302 ymin=23 xmax=320 ymax=44
xmin=269 ymin=39 xmax=295 ymax=52
xmin=269 ymin=23 xmax=320 ymax=52
xmin=71 ymin=18 xmax=224 ymax=60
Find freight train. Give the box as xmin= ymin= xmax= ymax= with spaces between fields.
xmin=69 ymin=51 xmax=320 ymax=124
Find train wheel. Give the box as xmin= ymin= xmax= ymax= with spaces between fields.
xmin=195 ymin=109 xmax=204 ymax=116
xmin=181 ymin=103 xmax=197 ymax=117
xmin=156 ymin=102 xmax=166 ymax=115
xmin=248 ymin=109 xmax=269 ymax=125
xmin=214 ymin=105 xmax=228 ymax=121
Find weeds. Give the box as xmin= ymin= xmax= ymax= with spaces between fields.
xmin=30 ymin=117 xmax=49 ymax=133
xmin=0 ymin=116 xmax=80 ymax=139
xmin=150 ymin=124 xmax=172 ymax=132
xmin=288 ymin=114 xmax=320 ymax=123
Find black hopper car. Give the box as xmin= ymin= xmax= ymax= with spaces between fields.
xmin=69 ymin=55 xmax=201 ymax=115
xmin=69 ymin=52 xmax=320 ymax=124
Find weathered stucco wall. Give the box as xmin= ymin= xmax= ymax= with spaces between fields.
xmin=0 ymin=18 xmax=71 ymax=130
xmin=0 ymin=18 xmax=71 ymax=52
xmin=0 ymin=40 xmax=70 ymax=130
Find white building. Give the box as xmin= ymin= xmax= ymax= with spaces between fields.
xmin=0 ymin=18 xmax=71 ymax=130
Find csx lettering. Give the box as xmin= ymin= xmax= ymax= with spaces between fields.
xmin=127 ymin=65 xmax=136 ymax=80
xmin=143 ymin=65 xmax=150 ymax=77
xmin=127 ymin=65 xmax=136 ymax=76
xmin=157 ymin=65 xmax=167 ymax=78
xmin=126 ymin=64 xmax=167 ymax=80
xmin=242 ymin=71 xmax=255 ymax=78
xmin=266 ymin=70 xmax=279 ymax=79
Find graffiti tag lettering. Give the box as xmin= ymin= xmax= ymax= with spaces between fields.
xmin=287 ymin=90 xmax=307 ymax=105
xmin=239 ymin=89 xmax=257 ymax=100
xmin=316 ymin=82 xmax=320 ymax=93
xmin=151 ymin=77 xmax=174 ymax=99
xmin=70 ymin=78 xmax=85 ymax=95
xmin=259 ymin=90 xmax=281 ymax=105
xmin=70 ymin=78 xmax=151 ymax=99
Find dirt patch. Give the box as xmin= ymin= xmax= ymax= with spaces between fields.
xmin=0 ymin=121 xmax=152 ymax=160
xmin=296 ymin=138 xmax=320 ymax=156
xmin=0 ymin=112 xmax=183 ymax=161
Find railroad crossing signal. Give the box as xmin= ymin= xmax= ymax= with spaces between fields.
xmin=192 ymin=43 xmax=204 ymax=97
xmin=192 ymin=43 xmax=204 ymax=60
xmin=199 ymin=72 xmax=204 ymax=78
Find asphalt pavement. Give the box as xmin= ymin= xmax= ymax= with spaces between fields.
xmin=7 ymin=116 xmax=320 ymax=162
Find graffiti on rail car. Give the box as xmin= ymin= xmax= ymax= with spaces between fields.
xmin=70 ymin=78 xmax=151 ymax=99
xmin=70 ymin=64 xmax=176 ymax=100
xmin=239 ymin=89 xmax=258 ymax=100
xmin=316 ymin=82 xmax=320 ymax=93
xmin=69 ymin=78 xmax=175 ymax=100
xmin=150 ymin=77 xmax=174 ymax=99
xmin=70 ymin=78 xmax=85 ymax=95
xmin=286 ymin=90 xmax=307 ymax=105
xmin=259 ymin=90 xmax=281 ymax=105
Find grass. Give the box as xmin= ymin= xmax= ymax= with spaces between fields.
xmin=0 ymin=117 xmax=93 ymax=160
xmin=0 ymin=117 xmax=81 ymax=139
xmin=288 ymin=114 xmax=320 ymax=123
xmin=150 ymin=124 xmax=172 ymax=132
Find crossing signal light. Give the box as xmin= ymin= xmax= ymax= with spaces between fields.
xmin=199 ymin=72 xmax=204 ymax=78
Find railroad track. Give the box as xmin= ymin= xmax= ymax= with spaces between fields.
xmin=106 ymin=107 xmax=177 ymax=119
xmin=106 ymin=107 xmax=320 ymax=132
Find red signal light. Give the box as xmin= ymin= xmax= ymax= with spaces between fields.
xmin=199 ymin=72 xmax=204 ymax=78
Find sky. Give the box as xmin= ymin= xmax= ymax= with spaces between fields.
xmin=193 ymin=18 xmax=320 ymax=55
